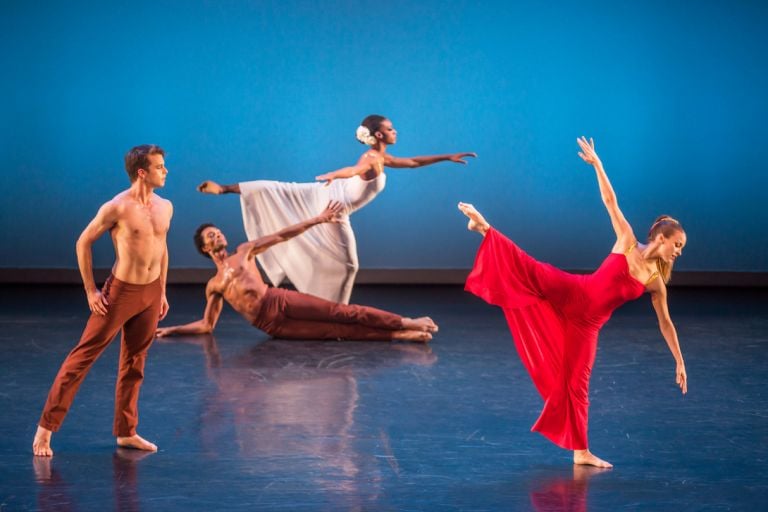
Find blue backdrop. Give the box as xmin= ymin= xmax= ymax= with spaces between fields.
xmin=1 ymin=0 xmax=766 ymax=271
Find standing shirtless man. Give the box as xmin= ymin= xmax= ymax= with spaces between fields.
xmin=33 ymin=144 xmax=173 ymax=457
xmin=155 ymin=202 xmax=437 ymax=342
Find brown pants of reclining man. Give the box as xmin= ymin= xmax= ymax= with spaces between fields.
xmin=38 ymin=275 xmax=161 ymax=437
xmin=253 ymin=287 xmax=405 ymax=341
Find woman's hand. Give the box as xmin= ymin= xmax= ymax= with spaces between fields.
xmin=449 ymin=152 xmax=477 ymax=164
xmin=315 ymin=173 xmax=334 ymax=187
xmin=577 ymin=137 xmax=602 ymax=167
xmin=676 ymin=361 xmax=688 ymax=394
xmin=197 ymin=180 xmax=224 ymax=194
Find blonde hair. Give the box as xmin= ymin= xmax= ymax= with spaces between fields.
xmin=647 ymin=215 xmax=684 ymax=284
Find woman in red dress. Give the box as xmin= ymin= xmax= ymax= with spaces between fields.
xmin=459 ymin=137 xmax=688 ymax=468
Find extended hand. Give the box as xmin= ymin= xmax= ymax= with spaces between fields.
xmin=317 ymin=201 xmax=344 ymax=223
xmin=577 ymin=137 xmax=601 ymax=166
xmin=450 ymin=152 xmax=477 ymax=164
xmin=315 ymin=173 xmax=335 ymax=187
xmin=676 ymin=362 xmax=688 ymax=394
xmin=155 ymin=326 xmax=175 ymax=338
xmin=87 ymin=289 xmax=109 ymax=316
xmin=197 ymin=180 xmax=224 ymax=194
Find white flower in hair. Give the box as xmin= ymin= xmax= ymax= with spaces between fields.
xmin=356 ymin=125 xmax=377 ymax=146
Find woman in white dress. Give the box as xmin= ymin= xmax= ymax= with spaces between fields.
xmin=197 ymin=114 xmax=476 ymax=304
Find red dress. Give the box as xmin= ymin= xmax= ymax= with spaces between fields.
xmin=465 ymin=228 xmax=645 ymax=450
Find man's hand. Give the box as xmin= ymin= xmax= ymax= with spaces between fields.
xmin=155 ymin=326 xmax=175 ymax=338
xmin=159 ymin=294 xmax=170 ymax=321
xmin=449 ymin=152 xmax=477 ymax=164
xmin=316 ymin=201 xmax=344 ymax=223
xmin=87 ymin=289 xmax=109 ymax=316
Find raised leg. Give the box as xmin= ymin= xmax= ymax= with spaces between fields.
xmin=458 ymin=202 xmax=490 ymax=235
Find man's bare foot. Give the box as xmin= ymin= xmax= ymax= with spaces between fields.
xmin=197 ymin=180 xmax=223 ymax=195
xmin=402 ymin=317 xmax=439 ymax=333
xmin=33 ymin=426 xmax=53 ymax=457
xmin=392 ymin=330 xmax=433 ymax=343
xmin=457 ymin=202 xmax=490 ymax=235
xmin=573 ymin=449 xmax=613 ymax=468
xmin=116 ymin=434 xmax=158 ymax=452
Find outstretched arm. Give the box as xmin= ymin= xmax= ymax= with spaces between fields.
xmin=650 ymin=283 xmax=687 ymax=394
xmin=243 ymin=201 xmax=344 ymax=257
xmin=156 ymin=283 xmax=224 ymax=337
xmin=577 ymin=137 xmax=634 ymax=245
xmin=385 ymin=152 xmax=476 ymax=169
xmin=77 ymin=201 xmax=120 ymax=316
xmin=198 ymin=181 xmax=241 ymax=195
xmin=315 ymin=153 xmax=378 ymax=185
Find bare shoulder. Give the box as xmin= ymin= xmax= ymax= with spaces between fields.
xmin=152 ymin=194 xmax=173 ymax=212
xmin=612 ymin=231 xmax=638 ymax=254
xmin=95 ymin=193 xmax=129 ymax=220
xmin=205 ymin=276 xmax=222 ymax=297
xmin=649 ymin=277 xmax=667 ymax=301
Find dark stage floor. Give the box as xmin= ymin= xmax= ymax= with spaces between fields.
xmin=1 ymin=284 xmax=766 ymax=511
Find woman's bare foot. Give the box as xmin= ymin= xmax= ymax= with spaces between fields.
xmin=392 ymin=330 xmax=433 ymax=343
xmin=117 ymin=434 xmax=158 ymax=452
xmin=197 ymin=180 xmax=223 ymax=194
xmin=573 ymin=449 xmax=613 ymax=468
xmin=402 ymin=317 xmax=439 ymax=333
xmin=457 ymin=202 xmax=490 ymax=235
xmin=33 ymin=426 xmax=53 ymax=457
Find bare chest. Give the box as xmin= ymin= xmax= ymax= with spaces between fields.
xmin=118 ymin=204 xmax=170 ymax=240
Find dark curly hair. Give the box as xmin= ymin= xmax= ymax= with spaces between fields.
xmin=194 ymin=223 xmax=217 ymax=259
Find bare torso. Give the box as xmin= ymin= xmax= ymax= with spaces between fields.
xmin=109 ymin=191 xmax=172 ymax=284
xmin=208 ymin=248 xmax=270 ymax=323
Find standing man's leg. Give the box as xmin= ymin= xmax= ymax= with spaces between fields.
xmin=113 ymin=279 xmax=162 ymax=451
xmin=34 ymin=277 xmax=131 ymax=456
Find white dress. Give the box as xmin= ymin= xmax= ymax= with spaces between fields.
xmin=239 ymin=173 xmax=386 ymax=304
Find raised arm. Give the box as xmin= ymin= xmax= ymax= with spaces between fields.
xmin=155 ymin=283 xmax=224 ymax=337
xmin=577 ymin=137 xmax=634 ymax=246
xmin=649 ymin=282 xmax=688 ymax=394
xmin=243 ymin=201 xmax=344 ymax=256
xmin=384 ymin=152 xmax=476 ymax=169
xmin=76 ymin=201 xmax=120 ymax=316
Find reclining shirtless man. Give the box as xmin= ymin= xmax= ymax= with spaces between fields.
xmin=155 ymin=202 xmax=437 ymax=342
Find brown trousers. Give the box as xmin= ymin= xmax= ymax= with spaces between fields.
xmin=254 ymin=288 xmax=404 ymax=341
xmin=39 ymin=275 xmax=162 ymax=437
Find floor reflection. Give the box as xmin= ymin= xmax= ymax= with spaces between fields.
xmin=33 ymin=448 xmax=151 ymax=512
xmin=113 ymin=448 xmax=153 ymax=512
xmin=529 ymin=465 xmax=611 ymax=512
xmin=34 ymin=456 xmax=76 ymax=512
xmin=166 ymin=335 xmax=436 ymax=505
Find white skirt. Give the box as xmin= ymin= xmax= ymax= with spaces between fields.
xmin=239 ymin=180 xmax=360 ymax=304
